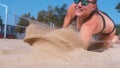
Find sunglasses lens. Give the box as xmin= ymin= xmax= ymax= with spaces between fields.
xmin=74 ymin=0 xmax=80 ymax=4
xmin=74 ymin=0 xmax=89 ymax=6
xmin=81 ymin=0 xmax=88 ymax=6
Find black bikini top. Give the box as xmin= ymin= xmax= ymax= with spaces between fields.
xmin=96 ymin=11 xmax=116 ymax=35
xmin=83 ymin=10 xmax=116 ymax=35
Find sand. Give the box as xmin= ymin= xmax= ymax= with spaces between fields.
xmin=0 ymin=23 xmax=120 ymax=68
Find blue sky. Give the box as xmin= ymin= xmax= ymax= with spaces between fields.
xmin=0 ymin=0 xmax=120 ymax=25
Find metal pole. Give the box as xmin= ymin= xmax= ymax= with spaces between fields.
xmin=0 ymin=4 xmax=8 ymax=39
xmin=4 ymin=5 xmax=8 ymax=39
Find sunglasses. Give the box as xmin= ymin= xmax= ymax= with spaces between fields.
xmin=74 ymin=0 xmax=95 ymax=6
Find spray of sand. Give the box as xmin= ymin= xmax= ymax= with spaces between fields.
xmin=23 ymin=23 xmax=84 ymax=61
xmin=1 ymin=23 xmax=120 ymax=68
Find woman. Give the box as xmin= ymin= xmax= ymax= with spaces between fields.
xmin=63 ymin=0 xmax=116 ymax=50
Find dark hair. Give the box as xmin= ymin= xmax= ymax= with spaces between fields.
xmin=92 ymin=0 xmax=97 ymax=3
xmin=92 ymin=0 xmax=98 ymax=11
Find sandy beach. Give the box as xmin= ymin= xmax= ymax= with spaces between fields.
xmin=0 ymin=39 xmax=120 ymax=68
xmin=0 ymin=23 xmax=120 ymax=68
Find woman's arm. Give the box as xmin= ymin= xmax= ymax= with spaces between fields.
xmin=63 ymin=3 xmax=76 ymax=28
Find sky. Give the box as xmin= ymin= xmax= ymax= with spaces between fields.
xmin=0 ymin=0 xmax=120 ymax=25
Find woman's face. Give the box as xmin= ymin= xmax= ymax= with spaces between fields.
xmin=75 ymin=0 xmax=95 ymax=18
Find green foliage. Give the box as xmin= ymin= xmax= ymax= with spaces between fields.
xmin=116 ymin=24 xmax=120 ymax=35
xmin=115 ymin=2 xmax=120 ymax=12
xmin=54 ymin=4 xmax=67 ymax=27
xmin=0 ymin=16 xmax=3 ymax=26
xmin=31 ymin=16 xmax=35 ymax=20
xmin=115 ymin=3 xmax=120 ymax=35
xmin=16 ymin=4 xmax=68 ymax=34
xmin=37 ymin=10 xmax=47 ymax=22
xmin=37 ymin=4 xmax=67 ymax=27
xmin=46 ymin=5 xmax=57 ymax=24
xmin=15 ymin=12 xmax=35 ymax=34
